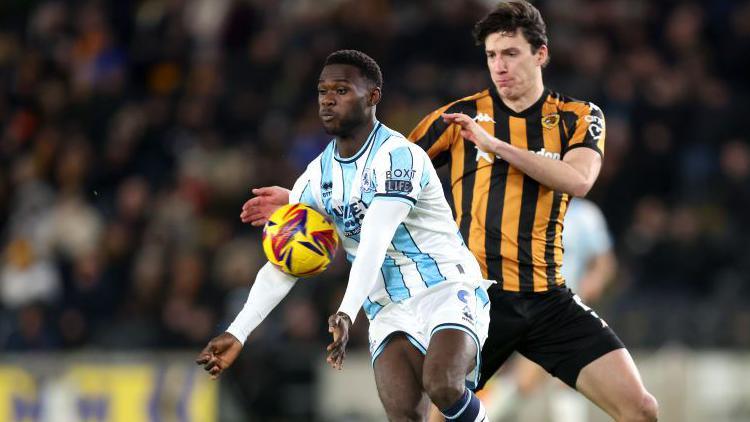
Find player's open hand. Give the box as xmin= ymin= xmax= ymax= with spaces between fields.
xmin=442 ymin=113 xmax=498 ymax=155
xmin=240 ymin=186 xmax=290 ymax=226
xmin=195 ymin=332 xmax=243 ymax=379
xmin=326 ymin=312 xmax=352 ymax=370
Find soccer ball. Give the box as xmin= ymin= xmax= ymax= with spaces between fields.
xmin=262 ymin=203 xmax=339 ymax=277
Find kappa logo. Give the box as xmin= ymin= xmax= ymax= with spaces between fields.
xmin=475 ymin=146 xmax=500 ymax=163
xmin=473 ymin=113 xmax=495 ymax=123
xmin=573 ymin=294 xmax=608 ymax=328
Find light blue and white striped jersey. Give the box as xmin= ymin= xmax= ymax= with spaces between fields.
xmin=289 ymin=121 xmax=483 ymax=319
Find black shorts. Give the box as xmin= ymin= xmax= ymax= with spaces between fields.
xmin=477 ymin=285 xmax=624 ymax=390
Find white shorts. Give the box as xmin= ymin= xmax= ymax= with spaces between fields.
xmin=367 ymin=279 xmax=491 ymax=389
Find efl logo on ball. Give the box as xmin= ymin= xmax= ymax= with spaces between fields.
xmin=262 ymin=203 xmax=339 ymax=277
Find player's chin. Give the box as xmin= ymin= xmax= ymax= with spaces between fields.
xmin=321 ymin=121 xmax=339 ymax=135
xmin=498 ymin=85 xmax=519 ymax=99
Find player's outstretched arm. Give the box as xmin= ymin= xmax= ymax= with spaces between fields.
xmin=326 ymin=199 xmax=411 ymax=369
xmin=240 ymin=186 xmax=291 ymax=226
xmin=442 ymin=112 xmax=602 ymax=197
xmin=196 ymin=262 xmax=297 ymax=378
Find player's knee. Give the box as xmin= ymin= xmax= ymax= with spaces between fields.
xmin=422 ymin=369 xmax=464 ymax=409
xmin=637 ymin=392 xmax=659 ymax=422
xmin=621 ymin=391 xmax=658 ymax=422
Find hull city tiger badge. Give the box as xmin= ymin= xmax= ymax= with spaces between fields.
xmin=542 ymin=113 xmax=560 ymax=129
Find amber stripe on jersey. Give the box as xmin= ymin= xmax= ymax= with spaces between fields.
xmin=408 ymin=89 xmax=603 ymax=293
xmin=540 ymin=100 xmax=567 ymax=289
xmin=466 ymin=94 xmax=495 ymax=278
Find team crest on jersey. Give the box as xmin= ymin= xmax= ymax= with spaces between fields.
xmin=360 ymin=168 xmax=377 ymax=193
xmin=542 ymin=113 xmax=560 ymax=129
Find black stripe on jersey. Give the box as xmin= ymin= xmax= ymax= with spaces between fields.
xmin=414 ymin=115 xmax=451 ymax=168
xmin=545 ymin=191 xmax=563 ymax=288
xmin=560 ymin=111 xmax=578 ymax=152
xmin=455 ymin=101 xmax=478 ymax=247
xmin=517 ymin=111 xmax=544 ymax=292
xmin=374 ymin=193 xmax=417 ymax=205
xmin=485 ymin=114 xmax=509 ymax=284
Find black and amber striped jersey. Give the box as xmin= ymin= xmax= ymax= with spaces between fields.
xmin=407 ymin=88 xmax=605 ymax=293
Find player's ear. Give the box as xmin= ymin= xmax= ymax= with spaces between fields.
xmin=369 ymin=86 xmax=382 ymax=106
xmin=536 ymin=44 xmax=549 ymax=67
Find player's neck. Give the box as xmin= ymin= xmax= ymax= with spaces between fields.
xmin=500 ymin=80 xmax=545 ymax=114
xmin=336 ymin=117 xmax=376 ymax=159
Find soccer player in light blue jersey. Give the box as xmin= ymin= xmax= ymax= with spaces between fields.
xmin=197 ymin=50 xmax=492 ymax=422
xmin=239 ymin=4 xmax=657 ymax=421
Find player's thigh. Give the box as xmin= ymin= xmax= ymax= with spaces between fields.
xmin=519 ymin=287 xmax=624 ymax=389
xmin=374 ymin=334 xmax=430 ymax=421
xmin=423 ymin=328 xmax=477 ymax=385
xmin=576 ymin=348 xmax=656 ymax=420
xmin=419 ymin=280 xmax=493 ymax=391
xmin=477 ymin=288 xmax=528 ymax=390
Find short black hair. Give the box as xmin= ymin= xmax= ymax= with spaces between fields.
xmin=473 ymin=0 xmax=548 ymax=52
xmin=324 ymin=49 xmax=383 ymax=89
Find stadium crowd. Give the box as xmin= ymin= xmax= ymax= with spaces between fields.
xmin=1 ymin=0 xmax=748 ymax=418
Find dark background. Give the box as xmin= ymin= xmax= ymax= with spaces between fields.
xmin=1 ymin=0 xmax=748 ymax=419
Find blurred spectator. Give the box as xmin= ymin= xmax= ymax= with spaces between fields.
xmin=1 ymin=238 xmax=59 ymax=309
xmin=0 ymin=0 xmax=747 ymax=358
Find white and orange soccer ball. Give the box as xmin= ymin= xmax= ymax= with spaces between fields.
xmin=262 ymin=203 xmax=339 ymax=277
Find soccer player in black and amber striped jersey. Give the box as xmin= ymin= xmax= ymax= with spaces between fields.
xmin=422 ymin=2 xmax=658 ymax=421
xmin=240 ymin=2 xmax=658 ymax=421
xmin=410 ymin=89 xmax=604 ymax=293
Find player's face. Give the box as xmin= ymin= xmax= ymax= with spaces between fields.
xmin=485 ymin=30 xmax=547 ymax=101
xmin=317 ymin=64 xmax=376 ymax=137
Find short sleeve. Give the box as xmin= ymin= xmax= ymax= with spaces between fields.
xmin=407 ymin=104 xmax=460 ymax=168
xmin=563 ymin=102 xmax=605 ymax=157
xmin=372 ymin=144 xmax=426 ymax=207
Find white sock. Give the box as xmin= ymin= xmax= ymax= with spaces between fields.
xmin=475 ymin=402 xmax=489 ymax=422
